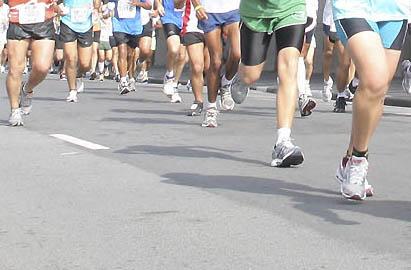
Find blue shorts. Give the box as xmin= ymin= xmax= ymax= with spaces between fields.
xmin=198 ymin=10 xmax=240 ymax=34
xmin=335 ymin=18 xmax=408 ymax=50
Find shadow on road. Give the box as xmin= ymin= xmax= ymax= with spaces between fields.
xmin=161 ymin=173 xmax=411 ymax=225
xmin=101 ymin=117 xmax=196 ymax=125
xmin=114 ymin=145 xmax=267 ymax=166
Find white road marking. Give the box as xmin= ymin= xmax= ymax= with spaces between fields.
xmin=61 ymin=152 xmax=79 ymax=156
xmin=50 ymin=134 xmax=110 ymax=150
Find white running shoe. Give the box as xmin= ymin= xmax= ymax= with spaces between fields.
xmin=170 ymin=89 xmax=182 ymax=103
xmin=0 ymin=65 xmax=5 ymax=73
xmin=401 ymin=60 xmax=411 ymax=94
xmin=19 ymin=82 xmax=33 ymax=115
xmin=118 ymin=80 xmax=130 ymax=95
xmin=77 ymin=78 xmax=84 ymax=93
xmin=343 ymin=87 xmax=354 ymax=101
xmin=220 ymin=84 xmax=235 ymax=110
xmin=66 ymin=90 xmax=78 ymax=102
xmin=298 ymin=94 xmax=316 ymax=117
xmin=186 ymin=80 xmax=192 ymax=92
xmin=129 ymin=78 xmax=136 ymax=92
xmin=9 ymin=108 xmax=24 ymax=126
xmin=336 ymin=156 xmax=374 ymax=197
xmin=271 ymin=139 xmax=304 ymax=167
xmin=99 ymin=73 xmax=104 ymax=82
xmin=322 ymin=77 xmax=333 ymax=102
xmin=201 ymin=107 xmax=218 ymax=128
xmin=163 ymin=74 xmax=175 ymax=97
xmin=231 ymin=73 xmax=249 ymax=104
xmin=305 ymin=81 xmax=313 ymax=97
xmin=340 ymin=156 xmax=368 ymax=201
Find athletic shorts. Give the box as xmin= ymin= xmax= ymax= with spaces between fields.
xmin=93 ymin=30 xmax=101 ymax=43
xmin=60 ymin=22 xmax=93 ymax=47
xmin=55 ymin=33 xmax=64 ymax=49
xmin=181 ymin=32 xmax=204 ymax=46
xmin=163 ymin=23 xmax=181 ymax=38
xmin=139 ymin=20 xmax=153 ymax=38
xmin=113 ymin=32 xmax=139 ymax=48
xmin=198 ymin=10 xmax=240 ymax=33
xmin=7 ymin=19 xmax=54 ymax=40
xmin=240 ymin=22 xmax=305 ymax=66
xmin=109 ymin=35 xmax=117 ymax=47
xmin=336 ymin=18 xmax=408 ymax=50
xmin=305 ymin=17 xmax=316 ymax=44
xmin=99 ymin=41 xmax=111 ymax=50
xmin=322 ymin=23 xmax=338 ymax=43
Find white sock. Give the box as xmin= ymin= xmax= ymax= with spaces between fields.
xmin=208 ymin=102 xmax=217 ymax=109
xmin=221 ymin=75 xmax=233 ymax=86
xmin=120 ymin=77 xmax=128 ymax=83
xmin=276 ymin=128 xmax=291 ymax=145
xmin=98 ymin=62 xmax=104 ymax=74
xmin=166 ymin=70 xmax=174 ymax=78
xmin=297 ymin=57 xmax=306 ymax=96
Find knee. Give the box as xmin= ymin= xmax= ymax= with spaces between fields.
xmin=191 ymin=61 xmax=204 ymax=75
xmin=210 ymin=57 xmax=222 ymax=72
xmin=79 ymin=60 xmax=91 ymax=72
xmin=32 ymin=62 xmax=51 ymax=75
xmin=8 ymin=63 xmax=25 ymax=77
xmin=230 ymin=49 xmax=241 ymax=63
xmin=361 ymin=75 xmax=389 ymax=99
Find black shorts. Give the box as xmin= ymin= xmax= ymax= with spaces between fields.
xmin=93 ymin=30 xmax=101 ymax=43
xmin=138 ymin=20 xmax=153 ymax=38
xmin=181 ymin=32 xmax=204 ymax=46
xmin=323 ymin=23 xmax=338 ymax=43
xmin=113 ymin=32 xmax=139 ymax=49
xmin=163 ymin=23 xmax=181 ymax=39
xmin=7 ymin=19 xmax=55 ymax=40
xmin=109 ymin=35 xmax=117 ymax=47
xmin=60 ymin=22 xmax=93 ymax=47
xmin=240 ymin=22 xmax=305 ymax=66
xmin=55 ymin=33 xmax=64 ymax=49
xmin=305 ymin=17 xmax=316 ymax=44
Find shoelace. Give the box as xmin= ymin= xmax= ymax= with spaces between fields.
xmin=276 ymin=139 xmax=295 ymax=157
xmin=348 ymin=159 xmax=368 ymax=185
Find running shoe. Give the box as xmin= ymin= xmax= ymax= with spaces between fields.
xmin=186 ymin=80 xmax=192 ymax=92
xmin=322 ymin=77 xmax=333 ymax=102
xmin=333 ymin=96 xmax=346 ymax=113
xmin=187 ymin=102 xmax=203 ymax=116
xmin=220 ymin=83 xmax=235 ymax=110
xmin=89 ymin=72 xmax=97 ymax=80
xmin=77 ymin=78 xmax=84 ymax=93
xmin=230 ymin=74 xmax=249 ymax=104
xmin=118 ymin=80 xmax=130 ymax=95
xmin=104 ymin=67 xmax=110 ymax=78
xmin=339 ymin=156 xmax=368 ymax=201
xmin=401 ymin=60 xmax=411 ymax=94
xmin=60 ymin=73 xmax=67 ymax=80
xmin=271 ymin=139 xmax=304 ymax=167
xmin=344 ymin=87 xmax=354 ymax=101
xmin=99 ymin=73 xmax=104 ymax=82
xmin=115 ymin=74 xmax=120 ymax=82
xmin=19 ymin=82 xmax=33 ymax=115
xmin=348 ymin=77 xmax=359 ymax=96
xmin=305 ymin=81 xmax=313 ymax=97
xmin=298 ymin=94 xmax=316 ymax=117
xmin=137 ymin=70 xmax=148 ymax=83
xmin=0 ymin=66 xmax=5 ymax=73
xmin=201 ymin=107 xmax=218 ymax=127
xmin=163 ymin=74 xmax=175 ymax=97
xmin=23 ymin=65 xmax=28 ymax=74
xmin=129 ymin=78 xmax=136 ymax=92
xmin=336 ymin=156 xmax=374 ymax=197
xmin=66 ymin=90 xmax=78 ymax=103
xmin=8 ymin=108 xmax=24 ymax=126
xmin=170 ymin=88 xmax=182 ymax=103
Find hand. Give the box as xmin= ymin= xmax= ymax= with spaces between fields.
xmin=195 ymin=6 xmax=207 ymax=20
xmin=130 ymin=0 xmax=139 ymax=6
xmin=157 ymin=3 xmax=165 ymax=16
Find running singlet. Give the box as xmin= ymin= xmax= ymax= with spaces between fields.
xmin=240 ymin=0 xmax=305 ymax=19
xmin=201 ymin=0 xmax=240 ymax=14
xmin=8 ymin=0 xmax=54 ymax=24
xmin=0 ymin=4 xmax=9 ymax=42
xmin=333 ymin=0 xmax=408 ymax=21
xmin=111 ymin=0 xmax=146 ymax=35
xmin=181 ymin=0 xmax=202 ymax=35
xmin=161 ymin=0 xmax=183 ymax=28
xmin=61 ymin=0 xmax=93 ymax=33
xmin=306 ymin=0 xmax=318 ymax=20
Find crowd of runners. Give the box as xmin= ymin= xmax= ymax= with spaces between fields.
xmin=2 ymin=0 xmax=411 ymax=201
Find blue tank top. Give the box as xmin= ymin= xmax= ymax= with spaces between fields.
xmin=160 ymin=0 xmax=183 ymax=29
xmin=61 ymin=0 xmax=93 ymax=33
xmin=111 ymin=0 xmax=145 ymax=35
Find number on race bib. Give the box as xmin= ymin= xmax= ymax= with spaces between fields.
xmin=71 ymin=7 xmax=90 ymax=23
xmin=19 ymin=3 xmax=45 ymax=24
xmin=117 ymin=0 xmax=136 ymax=19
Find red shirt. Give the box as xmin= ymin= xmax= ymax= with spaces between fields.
xmin=9 ymin=0 xmax=55 ymax=24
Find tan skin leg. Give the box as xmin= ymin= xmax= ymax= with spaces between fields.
xmin=64 ymin=41 xmax=92 ymax=90
xmin=90 ymin=40 xmax=99 ymax=73
xmin=111 ymin=46 xmax=119 ymax=74
xmin=204 ymin=27 xmax=222 ymax=103
xmin=222 ymin=22 xmax=240 ymax=80
xmin=322 ymin=35 xmax=335 ymax=81
xmin=174 ymin=45 xmax=187 ymax=84
xmin=166 ymin=35 xmax=180 ymax=73
xmin=335 ymin=40 xmax=352 ymax=93
xmin=117 ymin=43 xmax=128 ymax=77
xmin=186 ymin=42 xmax=205 ymax=103
xmin=347 ymin=32 xmax=401 ymax=152
xmin=305 ymin=42 xmax=315 ymax=81
xmin=6 ymin=39 xmax=29 ymax=109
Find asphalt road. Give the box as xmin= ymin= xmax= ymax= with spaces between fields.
xmin=1 ymin=75 xmax=411 ymax=269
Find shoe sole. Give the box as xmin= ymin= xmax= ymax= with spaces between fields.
xmin=336 ymin=173 xmax=374 ymax=197
xmin=272 ymin=149 xmax=304 ymax=168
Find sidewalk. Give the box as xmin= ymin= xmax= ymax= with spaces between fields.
xmin=145 ymin=67 xmax=411 ymax=107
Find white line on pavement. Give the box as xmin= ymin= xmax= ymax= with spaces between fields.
xmin=50 ymin=134 xmax=110 ymax=150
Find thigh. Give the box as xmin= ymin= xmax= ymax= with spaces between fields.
xmin=275 ymin=24 xmax=305 ymax=54
xmin=78 ymin=45 xmax=92 ymax=66
xmin=7 ymin=39 xmax=29 ymax=69
xmin=223 ymin=22 xmax=240 ymax=54
xmin=163 ymin=23 xmax=181 ymax=39
xmin=186 ymin=42 xmax=204 ymax=66
xmin=240 ymin=22 xmax=272 ymax=66
xmin=204 ymin=27 xmax=223 ymax=60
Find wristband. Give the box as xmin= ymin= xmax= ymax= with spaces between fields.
xmin=194 ymin=5 xmax=203 ymax=12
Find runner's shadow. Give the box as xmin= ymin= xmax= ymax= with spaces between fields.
xmin=111 ymin=108 xmax=185 ymax=116
xmin=115 ymin=145 xmax=267 ymax=166
xmin=101 ymin=117 xmax=196 ymax=125
xmin=161 ymin=173 xmax=411 ymax=225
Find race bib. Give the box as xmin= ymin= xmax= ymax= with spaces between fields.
xmin=71 ymin=6 xmax=90 ymax=23
xmin=100 ymin=30 xmax=110 ymax=42
xmin=117 ymin=0 xmax=136 ymax=19
xmin=19 ymin=3 xmax=45 ymax=24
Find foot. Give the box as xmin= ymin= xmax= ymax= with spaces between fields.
xmin=163 ymin=74 xmax=175 ymax=97
xmin=77 ymin=78 xmax=85 ymax=93
xmin=66 ymin=90 xmax=78 ymax=102
xmin=333 ymin=96 xmax=346 ymax=113
xmin=322 ymin=77 xmax=333 ymax=102
xmin=8 ymin=108 xmax=24 ymax=126
xmin=89 ymin=72 xmax=97 ymax=80
xmin=339 ymin=156 xmax=369 ymax=201
xmin=271 ymin=139 xmax=304 ymax=167
xmin=170 ymin=89 xmax=182 ymax=103
xmin=298 ymin=94 xmax=316 ymax=117
xmin=187 ymin=102 xmax=203 ymax=116
xmin=19 ymin=82 xmax=33 ymax=115
xmin=118 ymin=80 xmax=130 ymax=95
xmin=129 ymin=78 xmax=136 ymax=92
xmin=230 ymin=73 xmax=249 ymax=104
xmin=201 ymin=106 xmax=218 ymax=128
xmin=401 ymin=60 xmax=411 ymax=94
xmin=220 ymin=83 xmax=235 ymax=110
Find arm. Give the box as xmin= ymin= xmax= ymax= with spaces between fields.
xmin=154 ymin=0 xmax=165 ymax=16
xmin=191 ymin=0 xmax=207 ymax=20
xmin=93 ymin=0 xmax=101 ymax=10
xmin=132 ymin=0 xmax=152 ymax=10
xmin=174 ymin=0 xmax=185 ymax=9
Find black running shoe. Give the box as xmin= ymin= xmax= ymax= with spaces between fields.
xmin=187 ymin=102 xmax=203 ymax=116
xmin=348 ymin=78 xmax=359 ymax=95
xmin=90 ymin=72 xmax=97 ymax=80
xmin=333 ymin=97 xmax=346 ymax=113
